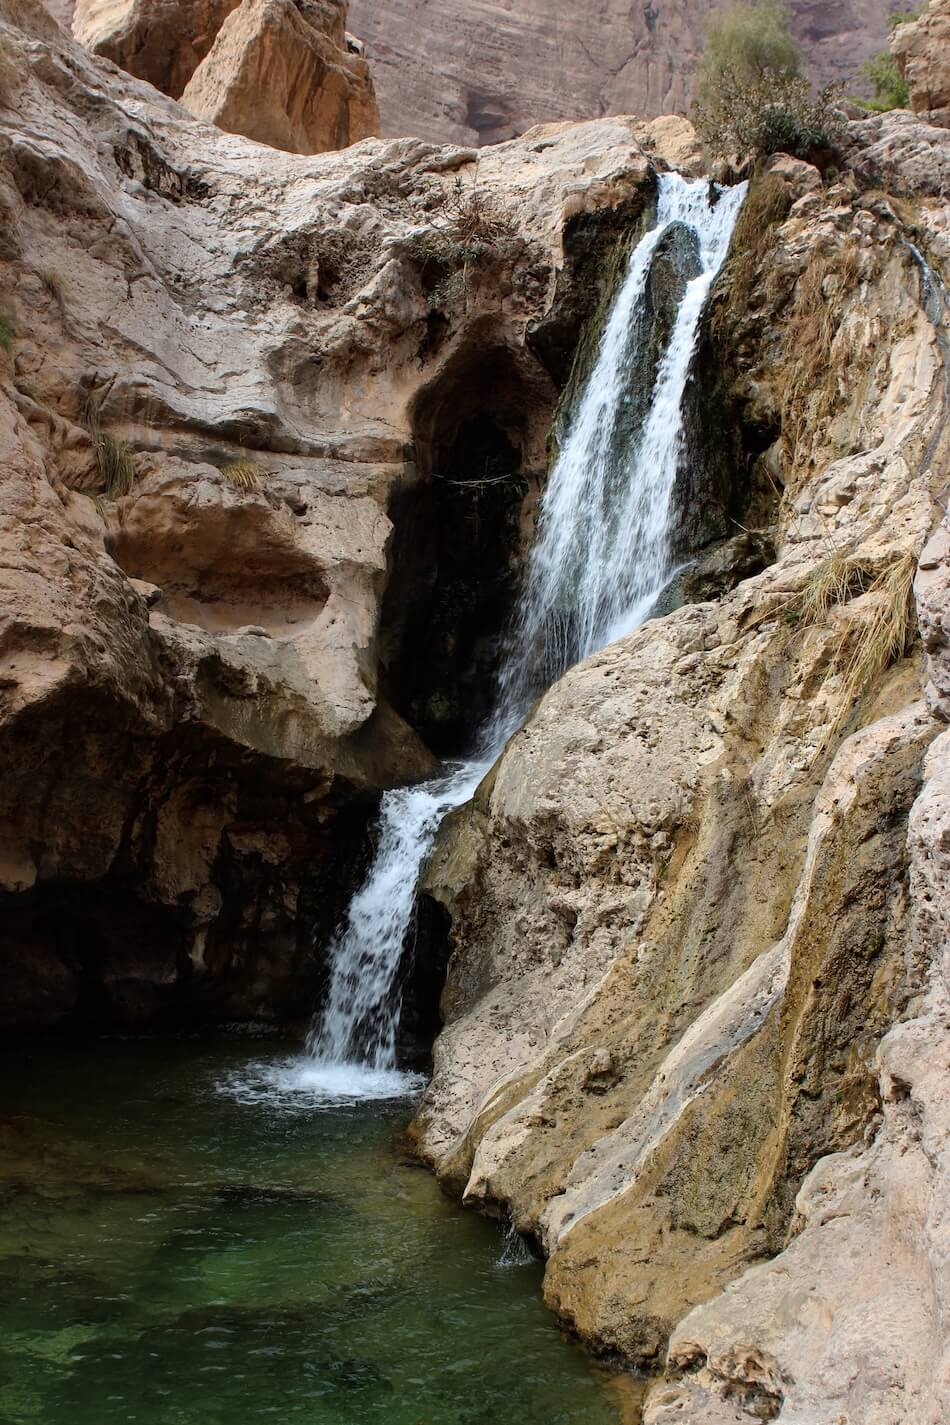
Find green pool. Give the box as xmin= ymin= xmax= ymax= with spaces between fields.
xmin=0 ymin=1040 xmax=641 ymax=1424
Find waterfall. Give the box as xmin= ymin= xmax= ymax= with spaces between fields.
xmin=301 ymin=173 xmax=747 ymax=1099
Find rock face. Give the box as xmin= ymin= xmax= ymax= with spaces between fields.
xmin=71 ymin=0 xmax=379 ymax=153
xmin=0 ymin=0 xmax=699 ymax=1027
xmin=347 ymin=0 xmax=897 ymax=147
xmin=72 ymin=0 xmax=242 ymax=97
xmin=892 ymin=0 xmax=950 ymax=128
xmin=6 ymin=0 xmax=950 ymax=1415
xmin=412 ymin=119 xmax=950 ymax=1420
xmin=180 ymin=0 xmax=379 ymax=154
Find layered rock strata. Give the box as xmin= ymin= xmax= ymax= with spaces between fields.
xmin=412 ymin=137 xmax=950 ymax=1419
xmin=346 ymin=0 xmax=897 ymax=147
xmin=0 ymin=0 xmax=694 ymax=1026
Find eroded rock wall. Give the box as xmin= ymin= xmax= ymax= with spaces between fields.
xmin=412 ymin=126 xmax=950 ymax=1414
xmin=0 ymin=0 xmax=694 ymax=1027
xmin=70 ymin=0 xmax=379 ymax=154
xmin=347 ymin=0 xmax=896 ymax=147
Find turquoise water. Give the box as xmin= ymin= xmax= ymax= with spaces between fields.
xmin=0 ymin=1041 xmax=639 ymax=1425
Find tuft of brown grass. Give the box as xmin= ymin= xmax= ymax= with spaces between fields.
xmin=781 ymin=239 xmax=865 ymax=482
xmin=790 ymin=550 xmax=918 ymax=745
xmin=80 ymin=391 xmax=137 ymax=498
xmin=835 ymin=551 xmax=917 ymax=723
xmin=433 ymin=174 xmax=517 ymax=248
xmin=38 ymin=267 xmax=67 ymax=318
xmin=795 ymin=551 xmax=870 ymax=627
xmin=220 ymin=460 xmax=260 ymax=491
xmin=717 ymin=172 xmax=792 ymax=319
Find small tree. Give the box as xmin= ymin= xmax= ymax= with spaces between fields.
xmin=853 ymin=7 xmax=923 ymax=111
xmin=692 ymin=1 xmax=841 ymax=161
xmin=693 ymin=0 xmax=801 ymax=108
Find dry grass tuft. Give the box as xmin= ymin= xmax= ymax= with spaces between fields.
xmin=220 ymin=460 xmax=260 ymax=491
xmin=790 ymin=550 xmax=918 ymax=745
xmin=781 ymin=239 xmax=865 ymax=482
xmin=718 ymin=172 xmax=792 ymax=318
xmin=836 ymin=551 xmax=917 ymax=720
xmin=38 ymin=267 xmax=67 ymax=317
xmin=80 ymin=391 xmax=137 ymax=499
xmin=433 ymin=175 xmax=517 ymax=248
xmin=795 ymin=551 xmax=870 ymax=627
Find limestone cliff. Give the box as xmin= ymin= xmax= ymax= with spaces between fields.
xmin=347 ymin=0 xmax=897 ymax=147
xmin=892 ymin=0 xmax=950 ymax=128
xmin=4 ymin=0 xmax=950 ymax=1417
xmin=71 ymin=0 xmax=380 ymax=153
xmin=412 ymin=131 xmax=950 ymax=1425
xmin=0 ymin=0 xmax=693 ymax=1027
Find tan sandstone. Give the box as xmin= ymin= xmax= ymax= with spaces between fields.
xmin=891 ymin=0 xmax=950 ymax=128
xmin=413 ymin=127 xmax=950 ymax=1419
xmin=72 ymin=0 xmax=242 ymax=96
xmin=180 ymin=0 xmax=379 ymax=154
xmin=0 ymin=0 xmax=694 ymax=1025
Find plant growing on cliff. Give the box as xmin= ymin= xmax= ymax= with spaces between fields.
xmin=406 ymin=174 xmax=518 ymax=311
xmin=856 ymin=52 xmax=910 ymax=110
xmin=0 ymin=309 xmax=12 ymax=351
xmin=852 ymin=0 xmax=926 ymax=112
xmin=695 ymin=67 xmax=843 ymax=161
xmin=714 ymin=172 xmax=792 ymax=319
xmin=80 ymin=391 xmax=138 ymax=499
xmin=783 ymin=241 xmax=866 ymax=477
xmin=220 ymin=460 xmax=260 ymax=491
xmin=692 ymin=1 xmax=842 ymax=160
xmin=789 ymin=550 xmax=918 ymax=743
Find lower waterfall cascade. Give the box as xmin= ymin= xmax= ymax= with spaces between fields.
xmin=301 ymin=172 xmax=748 ymax=1098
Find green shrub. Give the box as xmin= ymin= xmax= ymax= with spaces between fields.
xmin=694 ymin=66 xmax=843 ymax=160
xmin=887 ymin=6 xmax=925 ymax=31
xmin=857 ymin=51 xmax=910 ymax=110
xmin=692 ymin=2 xmax=841 ymax=161
xmin=0 ymin=310 xmax=12 ymax=351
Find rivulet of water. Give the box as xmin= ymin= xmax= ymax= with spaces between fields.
xmin=297 ymin=173 xmax=747 ymax=1101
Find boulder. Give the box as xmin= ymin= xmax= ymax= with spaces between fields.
xmin=72 ymin=0 xmax=242 ymax=97
xmin=180 ymin=0 xmax=379 ymax=154
xmin=891 ymin=0 xmax=950 ymax=128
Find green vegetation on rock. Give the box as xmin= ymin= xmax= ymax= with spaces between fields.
xmin=692 ymin=1 xmax=842 ymax=160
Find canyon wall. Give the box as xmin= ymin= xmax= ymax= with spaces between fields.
xmin=347 ymin=0 xmax=897 ymax=146
xmin=0 ymin=0 xmax=695 ymax=1028
xmin=4 ymin=0 xmax=950 ymax=1417
xmin=412 ymin=97 xmax=950 ymax=1425
xmin=69 ymin=0 xmax=380 ymax=152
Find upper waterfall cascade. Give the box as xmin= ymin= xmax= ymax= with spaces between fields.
xmin=302 ymin=172 xmax=747 ymax=1096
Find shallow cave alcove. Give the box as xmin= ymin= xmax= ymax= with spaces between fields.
xmin=380 ymin=339 xmax=554 ymax=756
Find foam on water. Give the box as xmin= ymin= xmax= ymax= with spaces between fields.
xmin=216 ymin=1056 xmax=426 ymax=1112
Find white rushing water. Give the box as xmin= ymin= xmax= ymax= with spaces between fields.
xmin=296 ymin=173 xmax=747 ymax=1101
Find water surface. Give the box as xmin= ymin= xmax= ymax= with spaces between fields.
xmin=0 ymin=1040 xmax=640 ymax=1424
